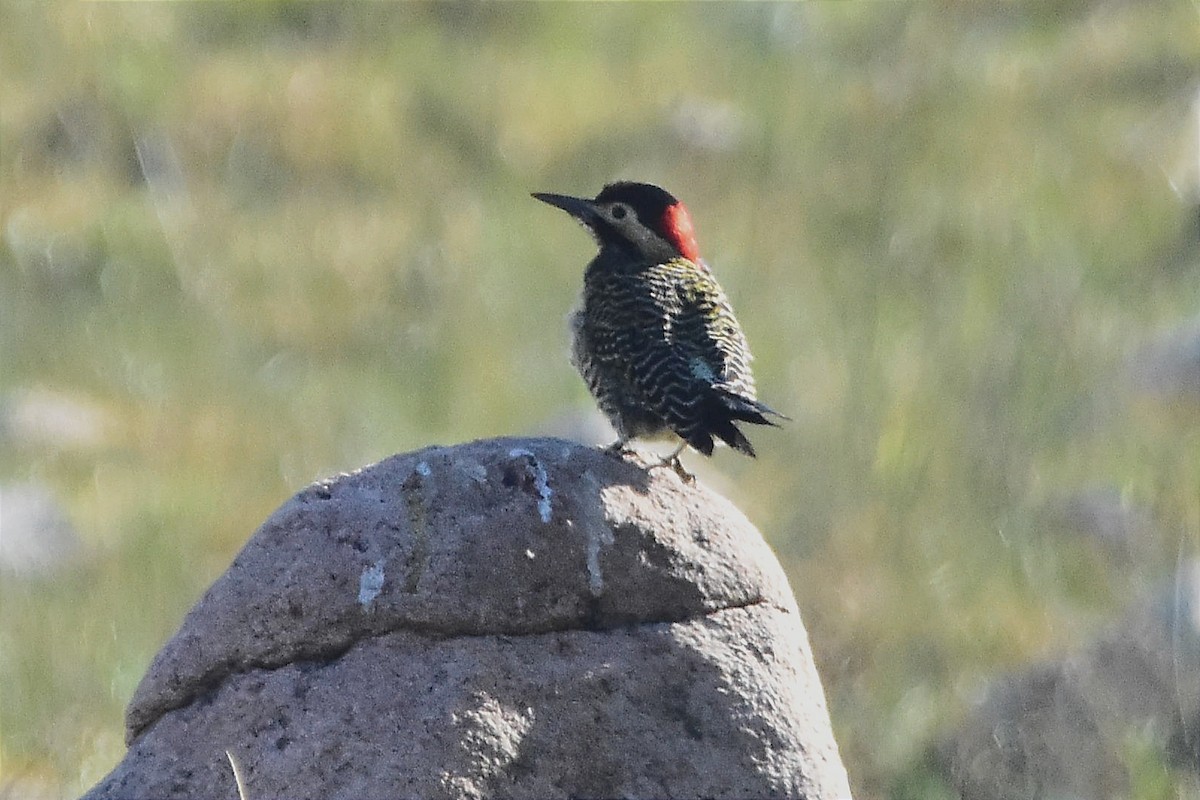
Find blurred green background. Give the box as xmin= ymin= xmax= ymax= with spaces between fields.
xmin=3 ymin=2 xmax=1200 ymax=798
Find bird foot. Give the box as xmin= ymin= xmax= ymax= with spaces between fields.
xmin=653 ymin=453 xmax=696 ymax=484
xmin=602 ymin=440 xmax=636 ymax=459
xmin=602 ymin=442 xmax=694 ymax=482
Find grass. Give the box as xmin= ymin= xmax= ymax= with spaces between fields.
xmin=3 ymin=3 xmax=1200 ymax=798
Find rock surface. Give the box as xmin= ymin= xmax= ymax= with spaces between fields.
xmin=82 ymin=437 xmax=852 ymax=800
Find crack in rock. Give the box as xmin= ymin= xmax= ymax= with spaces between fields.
xmin=129 ymin=596 xmax=786 ymax=743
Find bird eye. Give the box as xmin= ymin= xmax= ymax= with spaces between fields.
xmin=610 ymin=204 xmax=629 ymax=220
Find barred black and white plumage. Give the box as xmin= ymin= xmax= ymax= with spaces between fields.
xmin=533 ymin=181 xmax=785 ymax=466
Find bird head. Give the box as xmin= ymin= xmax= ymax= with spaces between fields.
xmin=532 ymin=181 xmax=703 ymax=265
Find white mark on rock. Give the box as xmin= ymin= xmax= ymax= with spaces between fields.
xmin=586 ymin=521 xmax=614 ymax=596
xmin=415 ymin=461 xmax=432 ymax=477
xmin=525 ymin=549 xmax=536 ymax=560
xmin=358 ymin=559 xmax=386 ymax=607
xmin=508 ymin=448 xmax=552 ymax=524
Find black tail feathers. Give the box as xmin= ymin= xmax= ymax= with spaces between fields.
xmin=683 ymin=389 xmax=788 ymax=458
xmin=717 ymin=390 xmax=789 ymax=427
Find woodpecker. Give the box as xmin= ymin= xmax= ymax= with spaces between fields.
xmin=532 ymin=181 xmax=785 ymax=476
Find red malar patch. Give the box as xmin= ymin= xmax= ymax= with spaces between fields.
xmin=659 ymin=202 xmax=702 ymax=264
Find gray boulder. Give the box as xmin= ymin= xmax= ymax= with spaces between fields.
xmin=82 ymin=437 xmax=851 ymax=800
xmin=940 ymin=560 xmax=1200 ymax=799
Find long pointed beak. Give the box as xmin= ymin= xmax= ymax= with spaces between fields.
xmin=531 ymin=192 xmax=598 ymax=223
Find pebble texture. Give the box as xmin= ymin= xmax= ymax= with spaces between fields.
xmin=82 ymin=437 xmax=852 ymax=800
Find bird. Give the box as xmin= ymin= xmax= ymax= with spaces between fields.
xmin=532 ymin=181 xmax=785 ymax=478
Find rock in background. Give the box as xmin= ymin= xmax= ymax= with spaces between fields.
xmin=0 ymin=481 xmax=85 ymax=577
xmin=81 ymin=437 xmax=851 ymax=800
xmin=940 ymin=560 xmax=1200 ymax=799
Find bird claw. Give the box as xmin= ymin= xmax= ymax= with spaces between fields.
xmin=655 ymin=453 xmax=695 ymax=484
xmin=602 ymin=441 xmax=694 ymax=482
xmin=603 ymin=441 xmax=636 ymax=459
